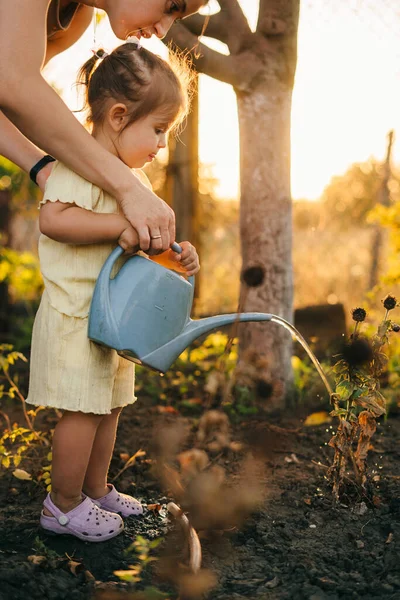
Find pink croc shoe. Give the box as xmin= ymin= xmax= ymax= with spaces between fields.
xmin=40 ymin=493 xmax=124 ymax=542
xmin=93 ymin=484 xmax=143 ymax=517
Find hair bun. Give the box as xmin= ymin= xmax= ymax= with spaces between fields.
xmin=125 ymin=36 xmax=142 ymax=50
xmin=92 ymin=48 xmax=109 ymax=60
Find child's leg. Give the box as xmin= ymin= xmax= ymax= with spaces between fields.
xmin=82 ymin=406 xmax=143 ymax=517
xmin=46 ymin=410 xmax=103 ymax=514
xmin=82 ymin=406 xmax=123 ymax=499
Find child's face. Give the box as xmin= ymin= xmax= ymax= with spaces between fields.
xmin=106 ymin=0 xmax=207 ymax=40
xmin=115 ymin=111 xmax=172 ymax=168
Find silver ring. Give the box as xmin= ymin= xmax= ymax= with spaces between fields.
xmin=151 ymin=235 xmax=162 ymax=239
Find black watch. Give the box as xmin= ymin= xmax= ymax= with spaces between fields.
xmin=29 ymin=155 xmax=56 ymax=185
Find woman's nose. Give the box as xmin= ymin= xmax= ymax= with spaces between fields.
xmin=153 ymin=16 xmax=174 ymax=39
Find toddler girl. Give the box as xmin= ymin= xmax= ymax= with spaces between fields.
xmin=27 ymin=38 xmax=200 ymax=542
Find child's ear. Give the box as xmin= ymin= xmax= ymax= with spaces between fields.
xmin=107 ymin=103 xmax=129 ymax=132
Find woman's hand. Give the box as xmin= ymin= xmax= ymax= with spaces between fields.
xmin=118 ymin=191 xmax=175 ymax=253
xmin=169 ymin=241 xmax=200 ymax=276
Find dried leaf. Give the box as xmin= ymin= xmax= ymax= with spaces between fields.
xmin=284 ymin=453 xmax=300 ymax=464
xmin=355 ymin=411 xmax=377 ymax=465
xmin=13 ymin=469 xmax=32 ymax=480
xmin=177 ymin=449 xmax=209 ymax=474
xmin=385 ymin=532 xmax=393 ymax=544
xmin=304 ymin=411 xmax=332 ymax=427
xmin=84 ymin=570 xmax=95 ymax=582
xmin=28 ymin=555 xmax=46 ymax=565
xmin=67 ymin=560 xmax=84 ymax=576
xmin=229 ymin=441 xmax=243 ymax=452
xmin=113 ymin=568 xmax=140 ymax=583
xmin=156 ymin=405 xmax=179 ymax=414
xmin=353 ymin=501 xmax=368 ymax=516
xmin=355 ymin=392 xmax=386 ymax=417
xmin=147 ymin=503 xmax=162 ymax=514
xmin=265 ymin=576 xmax=280 ymax=589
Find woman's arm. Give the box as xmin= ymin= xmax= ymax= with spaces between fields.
xmin=0 ymin=0 xmax=174 ymax=252
xmin=0 ymin=111 xmax=44 ymax=174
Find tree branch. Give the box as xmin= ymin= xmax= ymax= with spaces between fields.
xmin=183 ymin=2 xmax=253 ymax=55
xmin=181 ymin=12 xmax=230 ymax=45
xmin=164 ymin=23 xmax=241 ymax=87
xmin=165 ymin=23 xmax=265 ymax=92
xmin=218 ymin=0 xmax=251 ymax=35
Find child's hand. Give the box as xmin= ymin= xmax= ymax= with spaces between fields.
xmin=118 ymin=225 xmax=140 ymax=256
xmin=172 ymin=241 xmax=200 ymax=276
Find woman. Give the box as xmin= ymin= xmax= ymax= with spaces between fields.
xmin=0 ymin=0 xmax=206 ymax=252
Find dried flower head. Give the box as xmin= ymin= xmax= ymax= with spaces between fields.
xmin=383 ymin=294 xmax=397 ymax=311
xmin=241 ymin=265 xmax=265 ymax=287
xmin=351 ymin=307 xmax=367 ymax=323
xmin=341 ymin=336 xmax=374 ymax=367
xmin=391 ymin=323 xmax=400 ymax=332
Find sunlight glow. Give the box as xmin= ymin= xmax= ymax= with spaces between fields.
xmin=44 ymin=1 xmax=400 ymax=202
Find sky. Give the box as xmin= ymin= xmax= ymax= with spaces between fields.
xmin=45 ymin=0 xmax=400 ymax=201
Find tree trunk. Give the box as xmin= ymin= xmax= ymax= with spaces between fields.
xmin=163 ymin=0 xmax=300 ymax=402
xmin=369 ymin=130 xmax=394 ymax=290
xmin=165 ymin=77 xmax=200 ymax=305
xmin=0 ymin=190 xmax=11 ymax=339
xmin=237 ymin=78 xmax=293 ymax=397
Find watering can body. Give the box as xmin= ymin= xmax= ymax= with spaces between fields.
xmin=88 ymin=246 xmax=273 ymax=372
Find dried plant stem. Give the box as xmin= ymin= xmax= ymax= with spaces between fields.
xmin=111 ymin=449 xmax=145 ymax=482
xmin=167 ymin=502 xmax=202 ymax=573
xmin=0 ymin=409 xmax=11 ymax=430
xmin=3 ymin=369 xmax=33 ymax=431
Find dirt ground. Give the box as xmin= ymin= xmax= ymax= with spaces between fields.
xmin=0 ymin=397 xmax=399 ymax=600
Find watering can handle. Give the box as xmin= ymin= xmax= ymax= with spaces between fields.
xmin=102 ymin=244 xmax=194 ymax=287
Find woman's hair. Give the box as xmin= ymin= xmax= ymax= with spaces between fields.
xmin=77 ymin=42 xmax=194 ymax=134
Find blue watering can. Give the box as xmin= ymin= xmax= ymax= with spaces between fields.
xmin=88 ymin=243 xmax=274 ymax=373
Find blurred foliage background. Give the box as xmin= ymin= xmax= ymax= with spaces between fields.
xmin=1 ymin=146 xmax=400 ymax=404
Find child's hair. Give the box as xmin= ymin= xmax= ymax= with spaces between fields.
xmin=77 ymin=42 xmax=194 ymax=134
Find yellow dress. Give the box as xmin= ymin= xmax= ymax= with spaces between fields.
xmin=27 ymin=161 xmax=150 ymax=414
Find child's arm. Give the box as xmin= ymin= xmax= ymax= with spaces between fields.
xmin=39 ymin=200 xmax=139 ymax=252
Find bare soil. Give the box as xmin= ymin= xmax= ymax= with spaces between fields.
xmin=0 ymin=397 xmax=399 ymax=600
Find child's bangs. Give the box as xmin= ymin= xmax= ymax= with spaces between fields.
xmin=144 ymin=72 xmax=186 ymax=129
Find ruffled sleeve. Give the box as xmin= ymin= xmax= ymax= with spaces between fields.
xmin=40 ymin=161 xmax=101 ymax=211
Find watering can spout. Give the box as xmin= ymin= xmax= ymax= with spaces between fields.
xmin=140 ymin=312 xmax=274 ymax=373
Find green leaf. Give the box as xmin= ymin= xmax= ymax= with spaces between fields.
xmin=329 ymin=408 xmax=348 ymax=417
xmin=335 ymin=380 xmax=356 ymax=400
